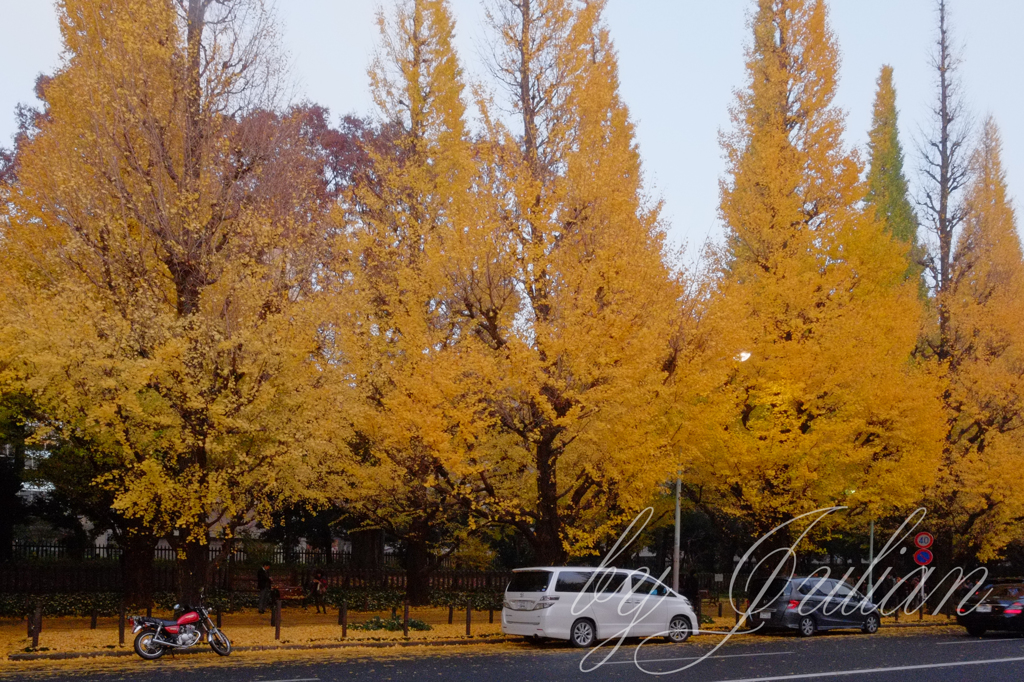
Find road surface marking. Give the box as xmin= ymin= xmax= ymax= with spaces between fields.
xmin=604 ymin=651 xmax=793 ymax=665
xmin=705 ymin=654 xmax=1024 ymax=681
xmin=938 ymin=637 xmax=1024 ymax=645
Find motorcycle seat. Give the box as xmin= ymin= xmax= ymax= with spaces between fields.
xmin=140 ymin=617 xmax=180 ymax=627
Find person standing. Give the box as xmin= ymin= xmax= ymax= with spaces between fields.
xmin=684 ymin=569 xmax=701 ymax=622
xmin=306 ymin=571 xmax=327 ymax=614
xmin=257 ymin=562 xmax=273 ymax=614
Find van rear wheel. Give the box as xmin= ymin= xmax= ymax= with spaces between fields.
xmin=570 ymin=618 xmax=596 ymax=648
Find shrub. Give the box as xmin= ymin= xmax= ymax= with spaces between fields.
xmin=348 ymin=615 xmax=431 ymax=632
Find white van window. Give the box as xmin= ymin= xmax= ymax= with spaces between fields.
xmin=592 ymin=571 xmax=628 ymax=594
xmin=508 ymin=571 xmax=552 ymax=593
xmin=631 ymin=575 xmax=669 ymax=596
xmin=555 ymin=571 xmax=594 ymax=593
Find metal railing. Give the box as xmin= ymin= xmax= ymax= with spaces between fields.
xmin=8 ymin=541 xmax=405 ymax=567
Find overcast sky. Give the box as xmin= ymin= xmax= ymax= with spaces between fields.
xmin=2 ymin=0 xmax=1021 ymax=256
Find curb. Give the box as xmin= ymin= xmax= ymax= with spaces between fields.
xmin=8 ymin=636 xmax=516 ymax=662
xmin=885 ymin=621 xmax=956 ymax=628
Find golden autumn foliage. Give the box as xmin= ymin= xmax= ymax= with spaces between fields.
xmin=1 ymin=0 xmax=1023 ymax=582
xmin=929 ymin=119 xmax=1024 ymax=561
xmin=452 ymin=0 xmax=679 ymax=563
xmin=690 ymin=0 xmax=945 ymax=535
xmin=332 ymin=0 xmax=679 ymax=567
xmin=329 ymin=0 xmax=484 ymax=601
xmin=0 ymin=0 xmax=340 ymax=595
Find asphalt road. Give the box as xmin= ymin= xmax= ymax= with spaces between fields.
xmin=16 ymin=628 xmax=1024 ymax=682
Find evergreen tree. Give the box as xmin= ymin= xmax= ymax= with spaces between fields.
xmin=865 ymin=65 xmax=921 ymax=280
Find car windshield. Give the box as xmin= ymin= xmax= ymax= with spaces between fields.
xmin=748 ymin=578 xmax=790 ymax=606
xmin=796 ymin=577 xmax=833 ymax=596
xmin=981 ymin=584 xmax=1024 ymax=599
xmin=508 ymin=571 xmax=552 ymax=593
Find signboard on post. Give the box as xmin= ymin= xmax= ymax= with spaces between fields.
xmin=914 ymin=532 xmax=934 ymax=550
xmin=914 ymin=549 xmax=933 ymax=566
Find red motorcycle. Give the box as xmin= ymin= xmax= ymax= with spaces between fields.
xmin=130 ymin=600 xmax=232 ymax=660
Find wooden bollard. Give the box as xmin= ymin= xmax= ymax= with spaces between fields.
xmin=90 ymin=608 xmax=98 ymax=630
xmin=448 ymin=604 xmax=453 ymax=625
xmin=403 ymin=601 xmax=409 ymax=637
xmin=30 ymin=604 xmax=41 ymax=648
xmin=118 ymin=604 xmax=126 ymax=646
xmin=274 ymin=600 xmax=282 ymax=641
xmin=216 ymin=607 xmax=222 ymax=629
xmin=465 ymin=602 xmax=472 ymax=636
xmin=341 ymin=601 xmax=348 ymax=638
xmin=489 ymin=609 xmax=494 ymax=624
xmin=146 ymin=604 xmax=152 ymax=618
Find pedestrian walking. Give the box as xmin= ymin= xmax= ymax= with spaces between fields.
xmin=304 ymin=570 xmax=328 ymax=614
xmin=257 ymin=561 xmax=273 ymax=614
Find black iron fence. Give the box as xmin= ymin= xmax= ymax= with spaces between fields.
xmin=8 ymin=541 xmax=405 ymax=567
xmin=0 ymin=560 xmax=512 ymax=596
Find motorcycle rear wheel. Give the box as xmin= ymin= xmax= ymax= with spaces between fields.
xmin=134 ymin=632 xmax=166 ymax=660
xmin=209 ymin=629 xmax=232 ymax=656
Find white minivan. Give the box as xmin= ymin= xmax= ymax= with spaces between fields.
xmin=501 ymin=566 xmax=698 ymax=647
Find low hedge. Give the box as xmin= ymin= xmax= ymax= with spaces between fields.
xmin=0 ymin=587 xmax=505 ymax=617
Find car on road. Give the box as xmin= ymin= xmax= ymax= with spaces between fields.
xmin=501 ymin=566 xmax=698 ymax=648
xmin=746 ymin=576 xmax=881 ymax=637
xmin=956 ymin=581 xmax=1024 ymax=636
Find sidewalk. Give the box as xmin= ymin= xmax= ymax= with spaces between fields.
xmin=1 ymin=606 xmax=964 ymax=664
xmin=2 ymin=606 xmax=505 ymax=661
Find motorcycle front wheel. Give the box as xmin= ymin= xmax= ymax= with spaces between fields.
xmin=133 ymin=632 xmax=166 ymax=660
xmin=209 ymin=629 xmax=232 ymax=656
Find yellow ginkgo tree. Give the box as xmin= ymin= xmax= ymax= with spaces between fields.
xmin=0 ymin=0 xmax=340 ymax=601
xmin=328 ymin=0 xmax=491 ymax=604
xmin=446 ymin=0 xmax=680 ymax=564
xmin=928 ymin=119 xmax=1024 ymax=562
xmin=695 ymin=0 xmax=945 ymax=540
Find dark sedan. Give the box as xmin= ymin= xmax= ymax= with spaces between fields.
xmin=747 ymin=576 xmax=881 ymax=637
xmin=956 ymin=582 xmax=1024 ymax=636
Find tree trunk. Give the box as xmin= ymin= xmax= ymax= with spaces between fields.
xmin=351 ymin=529 xmax=385 ymax=570
xmin=120 ymin=531 xmax=157 ymax=608
xmin=533 ymin=435 xmax=566 ymax=565
xmin=405 ymin=533 xmax=432 ymax=606
xmin=176 ymin=539 xmax=209 ymax=606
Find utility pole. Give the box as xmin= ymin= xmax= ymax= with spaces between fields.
xmin=868 ymin=520 xmax=874 ymax=597
xmin=673 ymin=474 xmax=681 ymax=592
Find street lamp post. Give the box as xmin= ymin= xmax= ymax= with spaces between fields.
xmin=673 ymin=474 xmax=681 ymax=592
xmin=673 ymin=350 xmax=750 ymax=594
